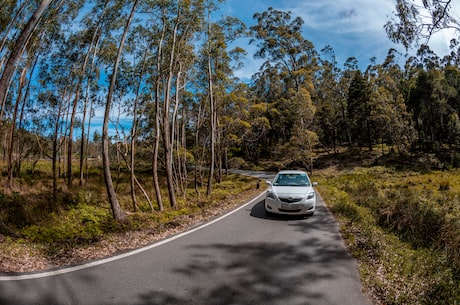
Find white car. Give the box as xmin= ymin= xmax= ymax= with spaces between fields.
xmin=265 ymin=170 xmax=317 ymax=217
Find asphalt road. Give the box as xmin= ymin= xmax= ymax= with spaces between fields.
xmin=0 ymin=189 xmax=372 ymax=305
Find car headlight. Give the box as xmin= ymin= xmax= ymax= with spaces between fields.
xmin=307 ymin=191 xmax=315 ymax=199
xmin=267 ymin=191 xmax=275 ymax=199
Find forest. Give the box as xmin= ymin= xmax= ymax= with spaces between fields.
xmin=0 ymin=0 xmax=459 ymax=222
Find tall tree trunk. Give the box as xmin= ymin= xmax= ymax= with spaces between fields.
xmin=194 ymin=101 xmax=205 ymax=195
xmin=206 ymin=42 xmax=215 ymax=197
xmin=0 ymin=2 xmax=27 ymax=80
xmin=172 ymin=66 xmax=184 ymax=195
xmin=82 ymin=39 xmax=101 ymax=186
xmin=52 ymin=90 xmax=66 ymax=200
xmin=0 ymin=0 xmax=52 ymax=111
xmin=68 ymin=31 xmax=98 ymax=188
xmin=163 ymin=85 xmax=178 ymax=208
xmin=152 ymin=18 xmax=167 ymax=212
xmin=102 ymin=0 xmax=139 ymax=221
xmin=152 ymin=100 xmax=163 ymax=211
xmin=17 ymin=55 xmax=39 ymax=177
xmin=130 ymin=97 xmax=139 ymax=212
xmin=179 ymin=109 xmax=188 ymax=196
xmin=130 ymin=48 xmax=148 ymax=211
xmin=80 ymin=3 xmax=106 ymax=187
xmin=7 ymin=68 xmax=27 ymax=188
xmin=162 ymin=14 xmax=180 ymax=209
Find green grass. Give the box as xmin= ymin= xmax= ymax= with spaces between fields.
xmin=315 ymin=167 xmax=460 ymax=305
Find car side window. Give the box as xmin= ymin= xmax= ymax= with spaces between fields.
xmin=274 ymin=175 xmax=283 ymax=185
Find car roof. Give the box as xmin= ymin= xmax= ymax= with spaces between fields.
xmin=276 ymin=170 xmax=308 ymax=175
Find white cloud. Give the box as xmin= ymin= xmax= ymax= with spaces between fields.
xmin=219 ymin=0 xmax=458 ymax=72
xmin=429 ymin=28 xmax=457 ymax=56
xmin=286 ymin=0 xmax=395 ymax=34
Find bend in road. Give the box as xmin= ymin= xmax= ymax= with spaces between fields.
xmin=0 ymin=185 xmax=372 ymax=305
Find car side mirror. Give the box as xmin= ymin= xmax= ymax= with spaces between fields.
xmin=312 ymin=182 xmax=318 ymax=186
xmin=266 ymin=180 xmax=272 ymax=185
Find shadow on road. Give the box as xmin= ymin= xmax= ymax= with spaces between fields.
xmin=0 ymin=193 xmax=369 ymax=305
xmin=122 ymin=201 xmax=365 ymax=305
xmin=134 ymin=241 xmax=329 ymax=305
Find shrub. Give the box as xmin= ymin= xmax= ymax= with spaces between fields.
xmin=22 ymin=204 xmax=110 ymax=245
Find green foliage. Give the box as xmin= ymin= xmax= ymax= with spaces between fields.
xmin=317 ymin=167 xmax=460 ymax=305
xmin=22 ymin=204 xmax=110 ymax=245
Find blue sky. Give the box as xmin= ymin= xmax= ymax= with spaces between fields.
xmin=216 ymin=0 xmax=457 ymax=79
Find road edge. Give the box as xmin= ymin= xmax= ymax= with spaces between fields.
xmin=0 ymin=191 xmax=266 ymax=281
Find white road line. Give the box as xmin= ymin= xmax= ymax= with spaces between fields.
xmin=0 ymin=191 xmax=266 ymax=281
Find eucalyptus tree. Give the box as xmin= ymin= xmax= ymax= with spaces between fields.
xmin=0 ymin=1 xmax=47 ymax=168
xmin=1 ymin=1 xmax=85 ymax=187
xmin=101 ymin=0 xmax=140 ymax=221
xmin=0 ymin=1 xmax=27 ymax=77
xmin=72 ymin=0 xmax=124 ymax=187
xmin=122 ymin=24 xmax=152 ymax=211
xmin=0 ymin=0 xmax=70 ymax=118
xmin=199 ymin=14 xmax=246 ymax=195
xmin=385 ymin=0 xmax=459 ymax=50
xmin=219 ymin=82 xmax=252 ymax=168
xmin=37 ymin=61 xmax=74 ymax=198
xmin=367 ymin=49 xmax=415 ymax=154
xmin=408 ymin=67 xmax=458 ymax=151
xmin=141 ymin=0 xmax=211 ymax=209
xmin=0 ymin=0 xmax=51 ymax=111
xmin=347 ymin=70 xmax=373 ymax=150
xmin=335 ymin=57 xmax=361 ymax=148
xmin=444 ymin=62 xmax=460 ymax=115
xmin=65 ymin=26 xmax=104 ymax=187
xmin=5 ymin=38 xmax=44 ymax=187
xmin=250 ymin=7 xmax=318 ymax=166
xmin=315 ymin=45 xmax=343 ymax=153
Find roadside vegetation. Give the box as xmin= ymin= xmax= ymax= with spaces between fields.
xmin=315 ymin=156 xmax=460 ymax=305
xmin=0 ymin=160 xmax=260 ymax=272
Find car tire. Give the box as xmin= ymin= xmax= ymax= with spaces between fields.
xmin=265 ymin=209 xmax=274 ymax=217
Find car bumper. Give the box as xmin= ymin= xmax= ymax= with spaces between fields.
xmin=265 ymin=197 xmax=315 ymax=215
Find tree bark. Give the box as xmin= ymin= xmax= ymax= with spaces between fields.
xmin=152 ymin=17 xmax=167 ymax=212
xmin=0 ymin=0 xmax=53 ymax=110
xmin=7 ymin=68 xmax=27 ymax=188
xmin=162 ymin=14 xmax=180 ymax=209
xmin=206 ymin=25 xmax=215 ymax=197
xmin=102 ymin=0 xmax=139 ymax=221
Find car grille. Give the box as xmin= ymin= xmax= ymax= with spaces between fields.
xmin=279 ymin=197 xmax=302 ymax=203
xmin=279 ymin=208 xmax=302 ymax=213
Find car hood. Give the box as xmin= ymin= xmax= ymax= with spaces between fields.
xmin=270 ymin=185 xmax=312 ymax=196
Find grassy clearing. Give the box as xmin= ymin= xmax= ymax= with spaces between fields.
xmin=315 ymin=166 xmax=460 ymax=305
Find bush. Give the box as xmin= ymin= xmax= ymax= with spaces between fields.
xmin=228 ymin=157 xmax=249 ymax=169
xmin=22 ymin=204 xmax=110 ymax=245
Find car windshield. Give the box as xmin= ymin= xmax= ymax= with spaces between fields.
xmin=273 ymin=173 xmax=310 ymax=186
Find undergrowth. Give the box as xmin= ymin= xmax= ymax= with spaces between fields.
xmin=0 ymin=171 xmax=258 ymax=257
xmin=316 ymin=167 xmax=460 ymax=305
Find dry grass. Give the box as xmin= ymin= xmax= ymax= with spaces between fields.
xmin=314 ymin=166 xmax=460 ymax=305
